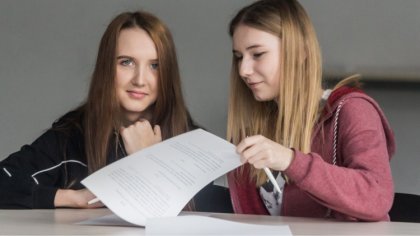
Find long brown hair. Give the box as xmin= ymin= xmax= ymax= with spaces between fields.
xmin=227 ymin=0 xmax=323 ymax=185
xmin=77 ymin=11 xmax=192 ymax=173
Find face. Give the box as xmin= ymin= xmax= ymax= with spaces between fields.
xmin=115 ymin=27 xmax=159 ymax=125
xmin=232 ymin=24 xmax=281 ymax=102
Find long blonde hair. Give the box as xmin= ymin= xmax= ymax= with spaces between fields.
xmin=227 ymin=0 xmax=323 ymax=185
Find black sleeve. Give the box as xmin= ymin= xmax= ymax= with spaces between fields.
xmin=0 ymin=128 xmax=80 ymax=209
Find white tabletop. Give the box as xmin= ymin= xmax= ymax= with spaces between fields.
xmin=0 ymin=208 xmax=419 ymax=235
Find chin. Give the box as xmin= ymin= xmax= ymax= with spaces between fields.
xmin=253 ymin=95 xmax=270 ymax=102
xmin=123 ymin=103 xmax=149 ymax=112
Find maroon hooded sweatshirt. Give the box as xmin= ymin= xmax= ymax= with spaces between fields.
xmin=228 ymin=87 xmax=396 ymax=221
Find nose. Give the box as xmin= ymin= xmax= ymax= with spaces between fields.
xmin=131 ymin=66 xmax=146 ymax=86
xmin=239 ymin=57 xmax=253 ymax=78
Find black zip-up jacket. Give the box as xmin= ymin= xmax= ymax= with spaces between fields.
xmin=0 ymin=111 xmax=233 ymax=212
xmin=1 ymin=111 xmax=104 ymax=208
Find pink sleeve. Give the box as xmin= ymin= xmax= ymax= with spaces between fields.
xmin=284 ymin=98 xmax=394 ymax=221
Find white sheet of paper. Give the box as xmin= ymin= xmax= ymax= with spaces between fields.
xmin=81 ymin=129 xmax=242 ymax=226
xmin=146 ymin=215 xmax=292 ymax=235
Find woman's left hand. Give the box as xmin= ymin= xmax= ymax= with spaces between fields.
xmin=236 ymin=135 xmax=294 ymax=171
xmin=120 ymin=119 xmax=162 ymax=155
xmin=54 ymin=188 xmax=104 ymax=209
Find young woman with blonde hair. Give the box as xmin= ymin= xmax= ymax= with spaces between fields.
xmin=226 ymin=0 xmax=395 ymax=221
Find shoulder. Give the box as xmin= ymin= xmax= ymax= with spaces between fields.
xmin=330 ymin=89 xmax=395 ymax=158
xmin=326 ymin=86 xmax=383 ymax=129
xmin=52 ymin=109 xmax=84 ymax=129
xmin=30 ymin=108 xmax=85 ymax=149
xmin=325 ymin=85 xmax=394 ymax=140
xmin=338 ymin=97 xmax=383 ymax=130
xmin=330 ymin=87 xmax=382 ymax=123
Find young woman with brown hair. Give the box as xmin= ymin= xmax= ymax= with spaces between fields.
xmin=0 ymin=11 xmax=203 ymax=209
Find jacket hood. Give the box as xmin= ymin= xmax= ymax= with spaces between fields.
xmin=323 ymin=86 xmax=396 ymax=160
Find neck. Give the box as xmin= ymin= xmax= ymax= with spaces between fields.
xmin=120 ymin=110 xmax=153 ymax=127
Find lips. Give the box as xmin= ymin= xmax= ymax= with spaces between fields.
xmin=127 ymin=90 xmax=147 ymax=99
xmin=247 ymin=81 xmax=263 ymax=89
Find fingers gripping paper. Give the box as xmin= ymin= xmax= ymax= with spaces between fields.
xmin=81 ymin=129 xmax=242 ymax=226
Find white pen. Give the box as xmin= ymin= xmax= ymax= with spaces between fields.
xmin=243 ymin=136 xmax=282 ymax=194
xmin=87 ymin=197 xmax=100 ymax=205
xmin=264 ymin=167 xmax=282 ymax=193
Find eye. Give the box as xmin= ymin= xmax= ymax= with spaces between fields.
xmin=150 ymin=62 xmax=159 ymax=70
xmin=233 ymin=52 xmax=243 ymax=61
xmin=253 ymin=52 xmax=266 ymax=59
xmin=120 ymin=58 xmax=135 ymax=67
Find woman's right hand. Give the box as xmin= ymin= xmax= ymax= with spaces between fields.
xmin=236 ymin=135 xmax=294 ymax=172
xmin=120 ymin=119 xmax=162 ymax=155
xmin=54 ymin=188 xmax=104 ymax=208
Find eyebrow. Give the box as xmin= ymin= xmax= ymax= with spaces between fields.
xmin=116 ymin=55 xmax=158 ymax=62
xmin=232 ymin=44 xmax=263 ymax=54
xmin=116 ymin=55 xmax=133 ymax=60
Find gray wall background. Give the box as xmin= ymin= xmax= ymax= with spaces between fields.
xmin=1 ymin=0 xmax=419 ymax=195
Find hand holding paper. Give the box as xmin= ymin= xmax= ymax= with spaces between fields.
xmin=81 ymin=129 xmax=242 ymax=226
